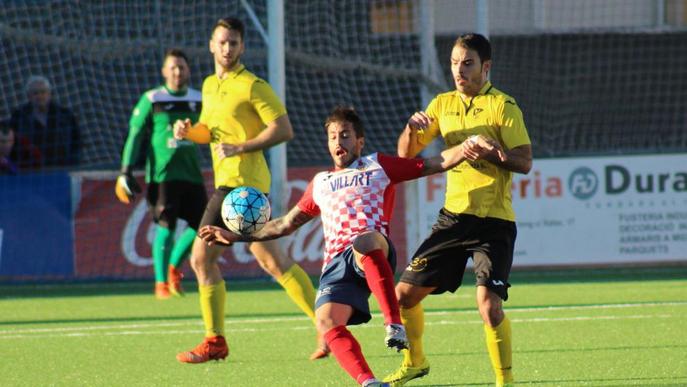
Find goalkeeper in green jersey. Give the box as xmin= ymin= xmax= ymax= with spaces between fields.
xmin=116 ymin=48 xmax=208 ymax=299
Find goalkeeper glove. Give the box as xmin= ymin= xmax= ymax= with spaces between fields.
xmin=115 ymin=169 xmax=142 ymax=204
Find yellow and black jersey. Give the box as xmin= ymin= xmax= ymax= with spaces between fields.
xmin=418 ymin=81 xmax=531 ymax=221
xmin=199 ymin=64 xmax=287 ymax=192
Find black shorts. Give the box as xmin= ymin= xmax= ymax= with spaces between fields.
xmin=146 ymin=180 xmax=208 ymax=230
xmin=199 ymin=186 xmax=233 ymax=230
xmin=399 ymin=209 xmax=517 ymax=301
xmin=315 ymin=235 xmax=397 ymax=326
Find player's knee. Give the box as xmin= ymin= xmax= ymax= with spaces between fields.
xmin=396 ymin=283 xmax=425 ymax=309
xmin=352 ymin=231 xmax=386 ymax=254
xmin=314 ymin=316 xmax=337 ymax=334
xmin=477 ymin=293 xmax=504 ymax=326
xmin=256 ymin=257 xmax=280 ymax=277
xmin=189 ymin=248 xmax=211 ymax=274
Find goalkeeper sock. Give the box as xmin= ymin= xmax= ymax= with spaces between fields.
xmin=401 ymin=303 xmax=426 ymax=367
xmin=277 ymin=264 xmax=316 ymax=320
xmin=199 ymin=280 xmax=226 ymax=337
xmin=324 ymin=326 xmax=374 ymax=385
xmin=169 ymin=228 xmax=196 ymax=268
xmin=484 ymin=316 xmax=513 ymax=385
xmin=152 ymin=226 xmax=174 ymax=283
xmin=359 ymin=249 xmax=401 ymax=325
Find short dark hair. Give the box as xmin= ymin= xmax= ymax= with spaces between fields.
xmin=324 ymin=106 xmax=364 ymax=138
xmin=213 ymin=17 xmax=245 ymax=40
xmin=454 ymin=33 xmax=492 ymax=63
xmin=163 ymin=48 xmax=189 ymax=64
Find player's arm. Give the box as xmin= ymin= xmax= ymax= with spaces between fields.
xmin=173 ymin=118 xmax=212 ymax=144
xmin=487 ymin=144 xmax=532 ymax=174
xmin=116 ymin=96 xmax=150 ymax=204
xmin=198 ymin=205 xmax=314 ymax=245
xmin=422 ymin=135 xmax=507 ymax=176
xmin=211 ymin=115 xmax=293 ymax=159
xmin=485 ymin=98 xmax=532 ymax=174
xmin=397 ymin=111 xmax=431 ymax=158
xmin=239 ymin=114 xmax=294 ymax=153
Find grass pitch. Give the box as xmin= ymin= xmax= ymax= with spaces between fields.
xmin=1 ymin=266 xmax=686 ymax=386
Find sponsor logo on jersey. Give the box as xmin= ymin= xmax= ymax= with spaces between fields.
xmin=329 ymin=171 xmax=373 ymax=192
xmin=473 ymin=107 xmax=483 ymax=117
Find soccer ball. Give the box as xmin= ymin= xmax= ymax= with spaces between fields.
xmin=221 ymin=186 xmax=271 ymax=235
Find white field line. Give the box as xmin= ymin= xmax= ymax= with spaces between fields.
xmin=0 ymin=301 xmax=683 ymax=340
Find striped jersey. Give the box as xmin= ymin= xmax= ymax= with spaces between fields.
xmin=297 ymin=153 xmax=425 ymax=269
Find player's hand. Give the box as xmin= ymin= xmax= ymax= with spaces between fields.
xmin=407 ymin=111 xmax=433 ymax=131
xmin=199 ymin=225 xmax=240 ymax=246
xmin=173 ymin=118 xmax=191 ymax=140
xmin=115 ymin=172 xmax=142 ymax=204
xmin=213 ymin=142 xmax=243 ymax=160
xmin=462 ymin=135 xmax=508 ymax=163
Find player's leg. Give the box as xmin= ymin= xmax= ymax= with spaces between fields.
xmin=317 ymin=302 xmax=383 ymax=386
xmin=473 ymin=219 xmax=516 ymax=387
xmin=478 ymin=286 xmax=512 ymax=387
xmin=351 ymin=231 xmax=407 ymax=351
xmin=176 ymin=188 xmax=229 ymax=363
xmin=248 ymin=240 xmax=323 ymax=358
xmin=249 ymin=240 xmax=316 ymax=319
xmin=169 ymin=182 xmax=208 ymax=296
xmin=385 ymin=210 xmax=472 ymax=385
xmin=147 ymin=182 xmax=176 ymax=299
xmin=176 ymin=238 xmax=228 ymax=363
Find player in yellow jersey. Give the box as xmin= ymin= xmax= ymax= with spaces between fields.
xmin=172 ymin=17 xmax=323 ymax=363
xmin=384 ymin=33 xmax=532 ymax=387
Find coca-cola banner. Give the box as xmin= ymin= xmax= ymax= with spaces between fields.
xmin=73 ymin=168 xmax=409 ymax=280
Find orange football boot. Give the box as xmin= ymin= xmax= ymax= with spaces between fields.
xmin=155 ymin=282 xmax=171 ymax=300
xmin=168 ymin=265 xmax=184 ymax=296
xmin=176 ymin=336 xmax=229 ymax=363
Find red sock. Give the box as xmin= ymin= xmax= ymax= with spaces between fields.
xmin=360 ymin=249 xmax=401 ymax=325
xmin=324 ymin=326 xmax=374 ymax=384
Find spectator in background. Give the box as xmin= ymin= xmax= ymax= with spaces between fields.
xmin=9 ymin=75 xmax=81 ymax=169
xmin=0 ymin=121 xmax=18 ymax=175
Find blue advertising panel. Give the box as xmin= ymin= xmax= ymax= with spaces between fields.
xmin=0 ymin=172 xmax=74 ymax=278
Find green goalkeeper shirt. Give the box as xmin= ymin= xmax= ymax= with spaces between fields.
xmin=121 ymin=85 xmax=204 ymax=184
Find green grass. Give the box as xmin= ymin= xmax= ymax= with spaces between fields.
xmin=1 ymin=266 xmax=686 ymax=386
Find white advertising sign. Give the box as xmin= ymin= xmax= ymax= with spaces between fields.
xmin=408 ymin=154 xmax=687 ymax=266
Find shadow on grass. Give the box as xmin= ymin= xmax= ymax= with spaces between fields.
xmin=1 ymin=265 xmax=685 ymax=301
xmin=0 ymin=309 xmax=310 ymax=327
xmin=0 ymin=277 xmax=293 ymax=299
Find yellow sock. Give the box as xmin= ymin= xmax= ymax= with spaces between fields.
xmin=484 ymin=316 xmax=513 ymax=385
xmin=401 ymin=303 xmax=426 ymax=367
xmin=199 ymin=280 xmax=226 ymax=337
xmin=276 ymin=264 xmax=316 ymax=320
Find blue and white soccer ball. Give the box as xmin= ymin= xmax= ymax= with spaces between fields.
xmin=221 ymin=186 xmax=271 ymax=235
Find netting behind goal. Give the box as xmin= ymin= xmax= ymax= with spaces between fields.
xmin=433 ymin=0 xmax=687 ymax=158
xmin=0 ymin=0 xmax=440 ymax=170
xmin=0 ymin=0 xmax=439 ymax=281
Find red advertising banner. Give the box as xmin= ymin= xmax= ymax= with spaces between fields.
xmin=74 ymin=168 xmax=408 ymax=280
